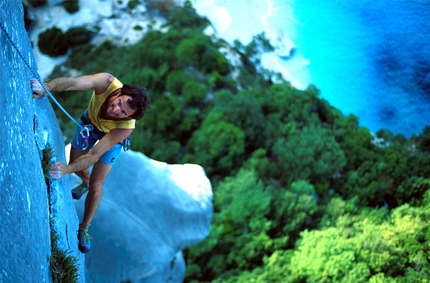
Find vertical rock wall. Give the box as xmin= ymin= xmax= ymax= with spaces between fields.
xmin=0 ymin=0 xmax=83 ymax=282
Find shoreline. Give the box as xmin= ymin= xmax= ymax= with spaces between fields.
xmin=191 ymin=0 xmax=311 ymax=90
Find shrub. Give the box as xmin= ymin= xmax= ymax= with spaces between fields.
xmin=183 ymin=81 xmax=207 ymax=105
xmin=62 ymin=0 xmax=79 ymax=13
xmin=175 ymin=36 xmax=208 ymax=67
xmin=49 ymin=231 xmax=79 ymax=283
xmin=209 ymin=71 xmax=238 ymax=93
xmin=38 ymin=27 xmax=68 ymax=57
xmin=28 ymin=0 xmax=47 ymax=8
xmin=201 ymin=46 xmax=230 ymax=75
xmin=42 ymin=145 xmax=54 ymax=182
xmin=64 ymin=43 xmax=94 ymax=70
xmin=166 ymin=70 xmax=188 ymax=95
xmin=65 ymin=27 xmax=93 ymax=47
xmin=146 ymin=0 xmax=178 ymax=17
xmin=164 ymin=1 xmax=209 ymax=30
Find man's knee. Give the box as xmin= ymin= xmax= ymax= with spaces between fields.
xmin=89 ymin=177 xmax=105 ymax=192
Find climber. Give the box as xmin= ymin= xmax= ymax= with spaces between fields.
xmin=31 ymin=73 xmax=150 ymax=253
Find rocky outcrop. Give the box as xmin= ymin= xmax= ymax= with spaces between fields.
xmin=70 ymin=149 xmax=213 ymax=282
xmin=1 ymin=1 xmax=83 ymax=282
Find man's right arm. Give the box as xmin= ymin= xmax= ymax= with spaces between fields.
xmin=31 ymin=73 xmax=114 ymax=98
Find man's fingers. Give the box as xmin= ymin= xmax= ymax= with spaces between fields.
xmin=30 ymin=78 xmax=45 ymax=98
xmin=49 ymin=170 xmax=62 ymax=180
xmin=49 ymin=162 xmax=63 ymax=179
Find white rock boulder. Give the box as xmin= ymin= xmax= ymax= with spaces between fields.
xmin=69 ymin=148 xmax=213 ymax=282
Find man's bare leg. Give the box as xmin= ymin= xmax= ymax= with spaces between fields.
xmin=79 ymin=161 xmax=113 ymax=229
xmin=69 ymin=147 xmax=91 ymax=186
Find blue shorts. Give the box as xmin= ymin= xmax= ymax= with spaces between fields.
xmin=71 ymin=111 xmax=122 ymax=165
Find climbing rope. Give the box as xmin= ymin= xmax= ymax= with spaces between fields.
xmin=0 ymin=21 xmax=129 ymax=151
xmin=0 ymin=21 xmax=82 ymax=129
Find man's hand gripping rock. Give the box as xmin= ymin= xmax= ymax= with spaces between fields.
xmin=30 ymin=78 xmax=46 ymax=98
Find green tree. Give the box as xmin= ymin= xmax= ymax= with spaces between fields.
xmin=268 ymin=180 xmax=320 ymax=247
xmin=333 ymin=115 xmax=378 ymax=171
xmin=126 ymin=29 xmax=179 ymax=74
xmin=339 ymin=160 xmax=387 ymax=206
xmin=142 ymin=96 xmax=185 ymax=141
xmin=166 ymin=70 xmax=188 ymax=95
xmin=273 ymin=126 xmax=346 ymax=186
xmin=290 ymin=203 xmax=430 ymax=283
xmin=183 ymin=81 xmax=207 ymax=105
xmin=415 ymin=125 xmax=430 ymax=153
xmin=209 ymin=71 xmax=238 ymax=93
xmin=260 ymin=84 xmax=324 ymax=150
xmin=164 ymin=1 xmax=210 ymax=31
xmin=28 ymin=0 xmax=46 ymax=7
xmin=242 ymin=148 xmax=282 ymax=181
xmin=65 ymin=26 xmax=92 ymax=47
xmin=395 ymin=176 xmax=430 ymax=206
xmin=211 ymin=90 xmax=265 ymax=150
xmin=38 ymin=27 xmax=68 ymax=57
xmin=62 ymin=0 xmax=79 ymax=13
xmin=176 ymin=36 xmax=206 ymax=66
xmin=183 ymin=114 xmax=245 ymax=176
xmin=201 ymin=46 xmax=230 ymax=75
xmin=410 ymin=153 xmax=430 ymax=179
xmin=186 ymin=170 xmax=274 ymax=281
xmin=234 ymin=32 xmax=274 ymax=69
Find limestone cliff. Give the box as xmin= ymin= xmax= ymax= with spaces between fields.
xmin=1 ymin=0 xmax=84 ymax=282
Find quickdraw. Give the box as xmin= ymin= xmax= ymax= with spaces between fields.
xmin=122 ymin=135 xmax=131 ymax=151
xmin=79 ymin=124 xmax=94 ymax=150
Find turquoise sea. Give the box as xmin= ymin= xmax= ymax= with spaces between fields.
xmin=288 ymin=0 xmax=430 ymax=137
xmin=193 ymin=0 xmax=430 ymax=137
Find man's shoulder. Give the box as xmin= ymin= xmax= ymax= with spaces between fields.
xmin=106 ymin=73 xmax=116 ymax=84
xmin=99 ymin=73 xmax=116 ymax=87
xmin=93 ymin=73 xmax=117 ymax=95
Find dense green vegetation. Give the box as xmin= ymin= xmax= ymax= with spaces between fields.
xmin=38 ymin=26 xmax=92 ymax=57
xmin=44 ymin=1 xmax=430 ymax=282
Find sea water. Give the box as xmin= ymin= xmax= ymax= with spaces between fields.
xmin=192 ymin=0 xmax=430 ymax=137
xmin=277 ymin=0 xmax=430 ymax=136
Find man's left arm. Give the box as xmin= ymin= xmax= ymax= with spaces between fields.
xmin=50 ymin=128 xmax=133 ymax=179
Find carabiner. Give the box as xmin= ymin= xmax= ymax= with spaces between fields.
xmin=79 ymin=124 xmax=94 ymax=150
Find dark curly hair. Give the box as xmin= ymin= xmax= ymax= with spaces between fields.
xmin=119 ymin=84 xmax=150 ymax=120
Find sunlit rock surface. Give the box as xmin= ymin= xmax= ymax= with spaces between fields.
xmin=0 ymin=0 xmax=83 ymax=282
xmin=70 ymin=149 xmax=213 ymax=282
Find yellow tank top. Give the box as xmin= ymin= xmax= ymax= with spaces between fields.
xmin=87 ymin=78 xmax=135 ymax=133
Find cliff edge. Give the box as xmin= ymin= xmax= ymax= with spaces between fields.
xmin=1 ymin=0 xmax=84 ymax=282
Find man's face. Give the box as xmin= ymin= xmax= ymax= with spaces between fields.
xmin=105 ymin=93 xmax=136 ymax=120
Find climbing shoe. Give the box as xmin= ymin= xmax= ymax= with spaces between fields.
xmin=77 ymin=225 xmax=91 ymax=253
xmin=71 ymin=183 xmax=89 ymax=200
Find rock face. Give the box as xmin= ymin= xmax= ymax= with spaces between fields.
xmin=1 ymin=1 xmax=213 ymax=282
xmin=1 ymin=0 xmax=84 ymax=282
xmin=70 ymin=150 xmax=213 ymax=282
